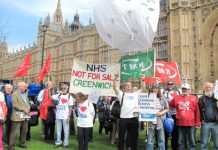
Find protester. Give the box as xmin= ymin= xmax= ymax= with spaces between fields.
xmin=8 ymin=82 xmax=31 ymax=150
xmin=97 ymin=96 xmax=110 ymax=134
xmin=113 ymin=74 xmax=145 ymax=150
xmin=198 ymin=82 xmax=218 ymax=150
xmin=38 ymin=81 xmax=55 ymax=144
xmin=169 ymin=83 xmax=200 ymax=150
xmin=109 ymin=97 xmax=119 ymax=145
xmin=52 ymin=83 xmax=74 ymax=148
xmin=146 ymin=84 xmax=169 ymax=150
xmin=0 ymin=90 xmax=7 ymax=149
xmin=161 ymin=80 xmax=180 ymax=150
xmin=2 ymin=84 xmax=13 ymax=145
xmin=76 ymin=92 xmax=95 ymax=150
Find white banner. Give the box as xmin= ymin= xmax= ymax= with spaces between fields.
xmin=69 ymin=59 xmax=120 ymax=96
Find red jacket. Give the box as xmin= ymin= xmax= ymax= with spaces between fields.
xmin=169 ymin=94 xmax=200 ymax=126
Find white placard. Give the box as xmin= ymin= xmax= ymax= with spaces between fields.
xmin=87 ymin=90 xmax=101 ymax=104
xmin=139 ymin=93 xmax=157 ymax=121
xmin=214 ymin=80 xmax=218 ymax=99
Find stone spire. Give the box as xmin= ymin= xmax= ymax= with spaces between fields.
xmin=53 ymin=0 xmax=63 ymax=25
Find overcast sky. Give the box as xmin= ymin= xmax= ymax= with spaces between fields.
xmin=0 ymin=0 xmax=95 ymax=52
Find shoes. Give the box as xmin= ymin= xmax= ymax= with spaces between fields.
xmin=54 ymin=144 xmax=62 ymax=148
xmin=63 ymin=145 xmax=69 ymax=148
xmin=18 ymin=144 xmax=27 ymax=148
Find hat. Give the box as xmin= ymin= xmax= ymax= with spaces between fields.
xmin=152 ymin=84 xmax=160 ymax=89
xmin=181 ymin=83 xmax=190 ymax=89
xmin=167 ymin=80 xmax=175 ymax=85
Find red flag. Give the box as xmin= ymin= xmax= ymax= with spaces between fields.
xmin=144 ymin=61 xmax=181 ymax=84
xmin=14 ymin=52 xmax=31 ymax=76
xmin=35 ymin=54 xmax=51 ymax=83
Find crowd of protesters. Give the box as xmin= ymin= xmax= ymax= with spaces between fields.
xmin=0 ymin=78 xmax=217 ymax=150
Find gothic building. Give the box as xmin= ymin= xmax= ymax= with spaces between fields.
xmin=0 ymin=0 xmax=218 ymax=93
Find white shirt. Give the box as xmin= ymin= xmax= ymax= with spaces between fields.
xmin=118 ymin=91 xmax=140 ymax=118
xmin=0 ymin=91 xmax=4 ymax=102
xmin=37 ymin=90 xmax=44 ymax=103
xmin=52 ymin=93 xmax=74 ymax=119
xmin=77 ymin=100 xmax=95 ymax=128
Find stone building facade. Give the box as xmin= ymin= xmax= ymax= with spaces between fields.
xmin=0 ymin=0 xmax=218 ymax=93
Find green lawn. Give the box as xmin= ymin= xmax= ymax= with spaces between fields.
xmin=3 ymin=120 xmax=214 ymax=150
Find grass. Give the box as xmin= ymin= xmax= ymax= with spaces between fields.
xmin=3 ymin=120 xmax=214 ymax=150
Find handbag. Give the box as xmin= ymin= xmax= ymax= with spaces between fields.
xmin=29 ymin=111 xmax=39 ymax=126
xmin=163 ymin=112 xmax=174 ymax=135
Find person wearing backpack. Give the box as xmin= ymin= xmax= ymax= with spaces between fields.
xmin=109 ymin=97 xmax=119 ymax=145
xmin=52 ymin=83 xmax=74 ymax=148
xmin=198 ymin=82 xmax=218 ymax=150
xmin=161 ymin=80 xmax=181 ymax=150
xmin=113 ymin=74 xmax=145 ymax=150
xmin=97 ymin=96 xmax=110 ymax=134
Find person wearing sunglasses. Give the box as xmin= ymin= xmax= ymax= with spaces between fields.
xmin=161 ymin=80 xmax=181 ymax=150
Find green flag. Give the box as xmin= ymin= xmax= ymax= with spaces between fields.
xmin=120 ymin=50 xmax=155 ymax=81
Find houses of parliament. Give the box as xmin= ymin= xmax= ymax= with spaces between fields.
xmin=0 ymin=0 xmax=218 ymax=93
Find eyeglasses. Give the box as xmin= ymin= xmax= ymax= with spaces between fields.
xmin=168 ymin=84 xmax=174 ymax=85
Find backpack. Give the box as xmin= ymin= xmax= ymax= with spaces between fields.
xmin=111 ymin=93 xmax=125 ymax=119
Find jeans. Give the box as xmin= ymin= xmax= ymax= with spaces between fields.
xmin=56 ymin=119 xmax=70 ymax=146
xmin=178 ymin=126 xmax=196 ymax=150
xmin=147 ymin=125 xmax=165 ymax=150
xmin=118 ymin=117 xmax=139 ymax=150
xmin=200 ymin=122 xmax=218 ymax=150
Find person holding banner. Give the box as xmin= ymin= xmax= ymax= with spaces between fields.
xmin=169 ymin=83 xmax=200 ymax=150
xmin=198 ymin=82 xmax=218 ymax=150
xmin=146 ymin=84 xmax=169 ymax=150
xmin=113 ymin=74 xmax=145 ymax=150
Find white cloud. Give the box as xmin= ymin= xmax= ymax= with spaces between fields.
xmin=6 ymin=0 xmax=95 ymax=24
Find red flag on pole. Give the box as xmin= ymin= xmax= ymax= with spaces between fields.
xmin=35 ymin=54 xmax=51 ymax=84
xmin=145 ymin=61 xmax=181 ymax=84
xmin=14 ymin=52 xmax=31 ymax=77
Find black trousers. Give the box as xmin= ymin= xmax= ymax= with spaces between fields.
xmin=70 ymin=111 xmax=76 ymax=135
xmin=43 ymin=121 xmax=55 ymax=142
xmin=118 ymin=117 xmax=139 ymax=150
xmin=99 ymin=121 xmax=108 ymax=134
xmin=165 ymin=115 xmax=178 ymax=150
xmin=77 ymin=127 xmax=92 ymax=150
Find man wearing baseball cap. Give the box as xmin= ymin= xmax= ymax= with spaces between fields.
xmin=169 ymin=82 xmax=200 ymax=150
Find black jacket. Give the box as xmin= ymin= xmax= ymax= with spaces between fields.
xmin=198 ymin=95 xmax=218 ymax=122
